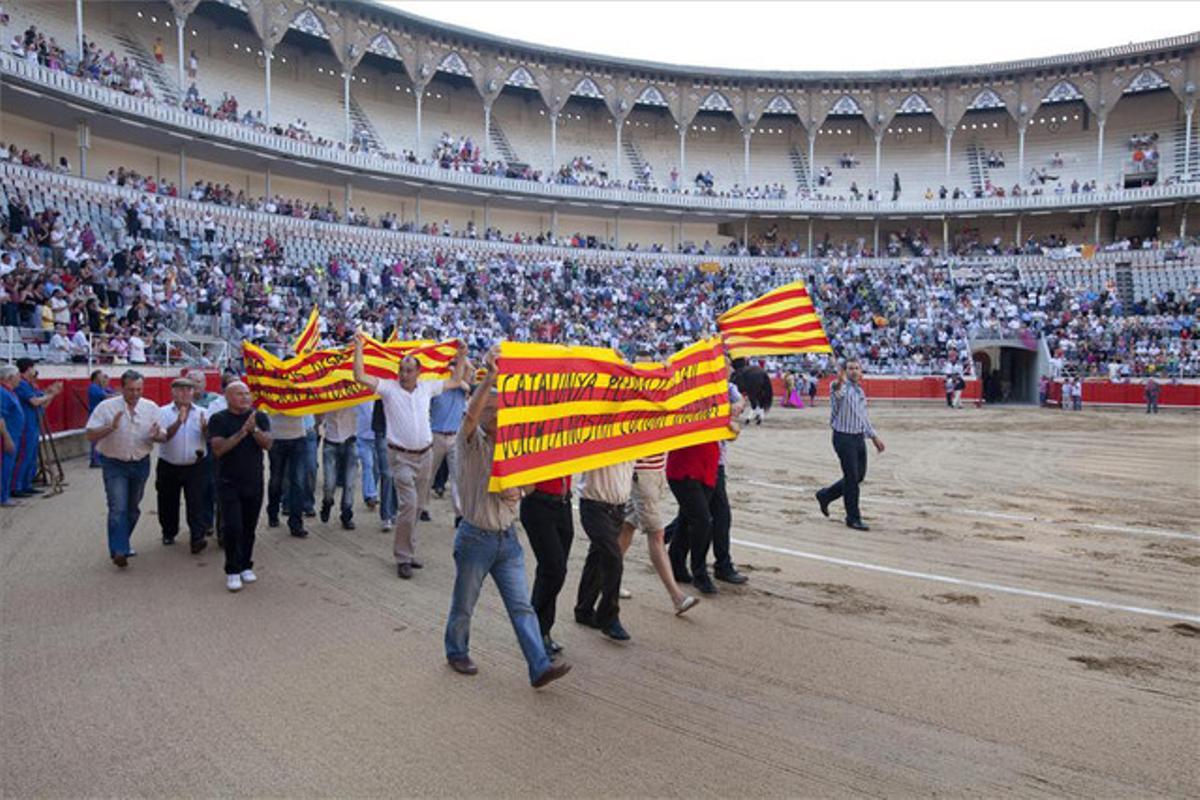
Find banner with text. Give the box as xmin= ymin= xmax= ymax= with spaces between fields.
xmin=489 ymin=337 xmax=734 ymax=490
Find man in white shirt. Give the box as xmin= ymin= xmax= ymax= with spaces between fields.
xmin=353 ymin=333 xmax=466 ymax=579
xmin=319 ymin=405 xmax=360 ymax=530
xmin=153 ymin=377 xmax=209 ymax=553
xmin=86 ymin=370 xmax=162 ymax=568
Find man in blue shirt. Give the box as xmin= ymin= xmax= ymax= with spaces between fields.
xmin=12 ymin=358 xmax=62 ymax=497
xmin=355 ymin=401 xmax=378 ymax=511
xmin=421 ymin=378 xmax=469 ymax=525
xmin=87 ymin=370 xmax=115 ymax=468
xmin=0 ymin=366 xmax=26 ymax=506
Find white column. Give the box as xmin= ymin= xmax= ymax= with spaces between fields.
xmin=872 ymin=218 xmax=880 ymax=256
xmin=549 ymin=111 xmax=558 ymax=175
xmin=414 ymin=89 xmax=423 ymax=157
xmin=179 ymin=147 xmax=186 ymax=189
xmin=614 ymin=117 xmax=622 ymax=181
xmin=1016 ymin=214 xmax=1022 ymax=244
xmin=944 ymin=129 xmax=953 ymax=180
xmin=1181 ymin=203 xmax=1188 ymax=239
xmin=414 ymin=193 xmax=422 ymax=227
xmin=550 ymin=207 xmax=559 ymax=238
xmin=874 ymin=132 xmax=883 ymax=192
xmin=743 ymin=128 xmax=752 ymax=184
xmin=942 ymin=217 xmax=949 ymax=255
xmin=807 ymin=218 xmax=814 ymax=256
xmin=678 ymin=126 xmax=687 ymax=179
xmin=1096 ymin=116 xmax=1105 ymax=187
xmin=1017 ymin=126 xmax=1026 ymax=182
xmin=1185 ymin=105 xmax=1194 ymax=179
xmin=75 ymin=0 xmax=84 ymax=62
xmin=343 ymin=71 xmax=352 ymax=145
xmin=613 ymin=213 xmax=620 ymax=248
xmin=176 ymin=15 xmax=186 ymax=91
xmin=264 ymin=49 xmax=272 ymax=127
xmin=264 ymin=163 xmax=270 ymax=196
xmin=76 ymin=121 xmax=88 ymax=178
xmin=345 ymin=181 xmax=352 ymax=217
xmin=808 ymin=132 xmax=816 ymax=189
xmin=483 ymin=101 xmax=492 ymax=162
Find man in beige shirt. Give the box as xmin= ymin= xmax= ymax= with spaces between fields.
xmin=574 ymin=459 xmax=636 ymax=641
xmin=443 ymin=346 xmax=571 ymax=689
xmin=86 ymin=369 xmax=162 ymax=568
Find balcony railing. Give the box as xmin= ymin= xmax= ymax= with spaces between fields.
xmin=4 ymin=53 xmax=1199 ymax=217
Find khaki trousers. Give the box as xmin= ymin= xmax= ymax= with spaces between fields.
xmin=419 ymin=432 xmax=460 ymax=517
xmin=389 ymin=447 xmax=432 ymax=565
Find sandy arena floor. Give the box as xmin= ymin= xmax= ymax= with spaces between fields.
xmin=2 ymin=403 xmax=1198 ymax=797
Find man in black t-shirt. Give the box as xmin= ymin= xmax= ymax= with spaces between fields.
xmin=208 ymin=381 xmax=271 ymax=592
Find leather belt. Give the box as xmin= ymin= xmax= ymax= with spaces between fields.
xmin=388 ymin=442 xmax=432 ymax=455
xmin=432 ymin=430 xmax=457 ymax=436
xmin=531 ymin=490 xmax=571 ymax=504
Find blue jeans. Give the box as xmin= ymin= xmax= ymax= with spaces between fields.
xmin=374 ymin=436 xmax=396 ymax=521
xmin=101 ymin=455 xmax=151 ymax=557
xmin=303 ymin=430 xmax=319 ymax=514
xmin=357 ymin=437 xmax=378 ymax=501
xmin=444 ymin=521 xmax=551 ymax=684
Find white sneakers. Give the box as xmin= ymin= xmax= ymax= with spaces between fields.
xmin=381 ymin=517 xmax=395 ymax=532
xmin=226 ymin=574 xmax=243 ymax=592
xmin=240 ymin=569 xmax=257 ymax=584
xmin=618 ymin=588 xmax=633 ymax=600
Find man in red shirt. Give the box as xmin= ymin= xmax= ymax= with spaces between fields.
xmin=665 ymin=440 xmax=721 ymax=595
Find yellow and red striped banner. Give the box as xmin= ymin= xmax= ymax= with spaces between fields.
xmin=291 ymin=306 xmax=321 ymax=355
xmin=489 ymin=337 xmax=733 ymax=490
xmin=717 ymin=279 xmax=832 ymax=358
xmin=243 ymin=336 xmax=458 ymax=415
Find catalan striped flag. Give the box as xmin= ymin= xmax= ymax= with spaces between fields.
xmin=717 ymin=279 xmax=832 ymax=358
xmin=291 ymin=306 xmax=321 ymax=355
xmin=488 ymin=337 xmax=733 ymax=490
xmin=243 ymin=335 xmax=458 ymax=415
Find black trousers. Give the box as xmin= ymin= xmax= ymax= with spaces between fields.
xmin=520 ymin=493 xmax=574 ymax=637
xmin=267 ymin=437 xmax=305 ymax=532
xmin=218 ymin=481 xmax=263 ymax=575
xmin=667 ymin=478 xmax=714 ymax=578
xmin=666 ymin=466 xmax=734 ymax=573
xmin=574 ymin=498 xmax=625 ymax=629
xmin=819 ymin=431 xmax=868 ymax=523
xmin=156 ymin=459 xmax=205 ymax=543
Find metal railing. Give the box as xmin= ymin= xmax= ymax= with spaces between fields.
xmin=4 ymin=53 xmax=1199 ymax=217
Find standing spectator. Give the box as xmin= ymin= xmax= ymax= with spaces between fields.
xmin=187 ymin=49 xmax=198 ymax=79
xmin=153 ymin=37 xmax=165 ymax=65
xmin=85 ymin=370 xmax=160 ymax=568
xmin=152 ymin=377 xmax=209 ymax=553
xmin=944 ymin=374 xmax=955 ymax=407
xmin=208 ymin=382 xmax=272 ymax=592
xmin=265 ymin=409 xmax=309 ymax=538
xmin=574 ymin=460 xmax=636 ymax=641
xmin=319 ymin=405 xmax=358 ymax=530
xmin=13 ymin=358 xmax=62 ymax=497
xmin=1072 ymin=379 xmax=1083 ymax=411
xmin=952 ymin=374 xmax=965 ymax=409
xmin=87 ymin=369 xmax=114 ymax=467
xmin=1145 ymin=377 xmax=1161 ymax=414
xmin=443 ymin=347 xmax=571 ymax=688
xmin=0 ymin=365 xmax=25 ymax=507
xmin=808 ymin=373 xmax=818 ymax=407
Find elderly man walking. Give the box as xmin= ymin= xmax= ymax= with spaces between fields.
xmin=86 ymin=370 xmax=161 ymax=568
xmin=352 ymin=333 xmax=466 ymax=579
xmin=153 ymin=376 xmax=210 ymax=553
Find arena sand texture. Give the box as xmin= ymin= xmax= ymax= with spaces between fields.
xmin=2 ymin=404 xmax=1198 ymax=797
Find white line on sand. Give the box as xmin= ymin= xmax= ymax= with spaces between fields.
xmin=744 ymin=480 xmax=1200 ymax=542
xmin=730 ymin=538 xmax=1200 ymax=624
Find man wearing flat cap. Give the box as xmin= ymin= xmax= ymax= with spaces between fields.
xmin=152 ymin=376 xmax=210 ymax=554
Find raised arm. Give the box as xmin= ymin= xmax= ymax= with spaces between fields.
xmin=460 ymin=345 xmax=498 ymax=442
xmin=445 ymin=342 xmax=470 ymax=390
xmin=353 ymin=331 xmax=379 ymax=392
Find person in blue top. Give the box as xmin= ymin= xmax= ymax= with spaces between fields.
xmin=87 ymin=370 xmax=115 ymax=468
xmin=0 ymin=366 xmax=25 ymax=506
xmin=12 ymin=358 xmax=62 ymax=497
xmin=420 ymin=374 xmax=470 ymax=526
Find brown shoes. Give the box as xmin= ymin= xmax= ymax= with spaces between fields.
xmin=448 ymin=656 xmax=478 ymax=676
xmin=111 ymin=554 xmax=128 ymax=568
xmin=532 ymin=661 xmax=572 ymax=688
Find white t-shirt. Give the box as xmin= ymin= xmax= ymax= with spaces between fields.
xmin=129 ymin=336 xmax=147 ymax=364
xmin=375 ymin=379 xmax=445 ymax=450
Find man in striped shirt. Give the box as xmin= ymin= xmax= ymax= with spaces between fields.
xmin=815 ymin=358 xmax=886 ymax=531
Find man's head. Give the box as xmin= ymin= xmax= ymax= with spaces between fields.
xmin=170 ymin=377 xmax=195 ymax=406
xmin=843 ymin=358 xmax=863 ymax=384
xmin=0 ymin=365 xmax=19 ymax=389
xmin=15 ymin=358 xmax=36 ymax=380
xmin=120 ymin=369 xmax=144 ymax=405
xmin=225 ymin=381 xmax=252 ymax=414
xmin=90 ymin=369 xmax=106 ymax=386
xmin=397 ymin=355 xmax=420 ymax=390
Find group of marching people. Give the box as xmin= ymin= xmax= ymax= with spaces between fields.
xmin=79 ymin=333 xmax=754 ymax=690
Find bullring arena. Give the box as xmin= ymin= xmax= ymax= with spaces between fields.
xmin=0 ymin=0 xmax=1199 ymax=797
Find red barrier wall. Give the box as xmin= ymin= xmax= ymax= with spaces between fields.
xmin=27 ymin=367 xmax=221 ymax=434
xmin=771 ymin=376 xmax=983 ymax=403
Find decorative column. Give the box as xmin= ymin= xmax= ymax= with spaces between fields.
xmin=75 ymin=0 xmax=84 ymax=62
xmin=678 ymin=126 xmax=687 ymax=179
xmin=548 ymin=111 xmax=559 ymax=175
xmin=1017 ymin=125 xmax=1026 ymax=181
xmin=483 ymin=100 xmax=492 ymax=162
xmin=808 ymin=130 xmax=817 ymax=189
xmin=175 ymin=15 xmax=186 ymax=89
xmin=743 ymin=127 xmax=752 ymax=184
xmin=1095 ymin=113 xmax=1106 ymax=187
xmin=614 ymin=117 xmax=623 ymax=181
xmin=806 ymin=217 xmax=813 ymax=257
xmin=344 ymin=71 xmax=353 ymax=145
xmin=874 ymin=131 xmax=883 ymax=193
xmin=944 ymin=128 xmax=953 ymax=181
xmin=264 ymin=48 xmax=273 ymax=127
xmin=264 ymin=163 xmax=271 ymax=196
xmin=76 ymin=121 xmax=89 ymax=178
xmin=1185 ymin=101 xmax=1195 ymax=179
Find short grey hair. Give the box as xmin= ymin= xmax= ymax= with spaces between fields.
xmin=120 ymin=369 xmax=144 ymax=386
xmin=0 ymin=365 xmax=18 ymax=381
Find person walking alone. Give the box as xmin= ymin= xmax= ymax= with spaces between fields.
xmin=815 ymin=358 xmax=885 ymax=531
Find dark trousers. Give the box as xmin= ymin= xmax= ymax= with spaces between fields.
xmin=218 ymin=481 xmax=263 ymax=575
xmin=267 ymin=437 xmax=306 ymax=532
xmin=667 ymin=478 xmax=715 ymax=578
xmin=667 ymin=466 xmax=734 ymax=573
xmin=818 ymin=431 xmax=868 ymax=523
xmin=520 ymin=493 xmax=574 ymax=637
xmin=432 ymin=455 xmax=449 ymax=493
xmin=574 ymin=498 xmax=625 ymax=629
xmin=155 ymin=459 xmax=205 ymax=543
